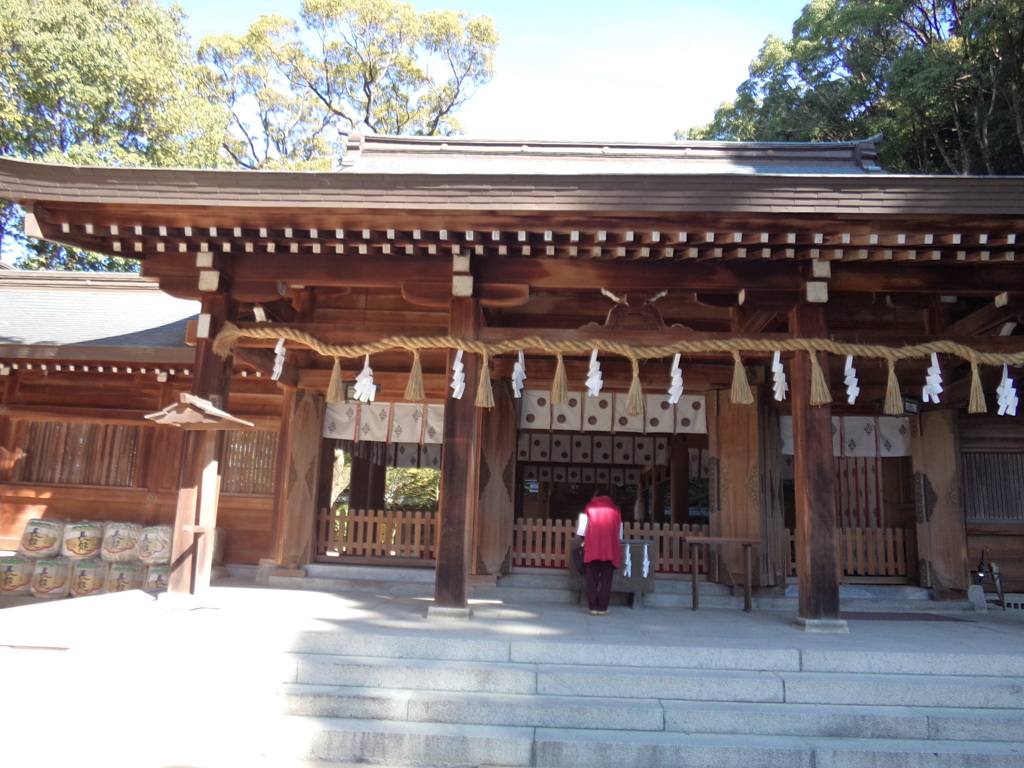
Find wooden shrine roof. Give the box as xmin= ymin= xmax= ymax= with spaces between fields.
xmin=2 ymin=134 xmax=1024 ymax=273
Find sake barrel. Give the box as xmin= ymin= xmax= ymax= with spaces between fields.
xmin=144 ymin=565 xmax=170 ymax=592
xmin=138 ymin=525 xmax=172 ymax=565
xmin=30 ymin=558 xmax=71 ymax=598
xmin=105 ymin=563 xmax=143 ymax=593
xmin=62 ymin=521 xmax=104 ymax=560
xmin=69 ymin=561 xmax=109 ymax=598
xmin=0 ymin=556 xmax=35 ymax=595
xmin=101 ymin=522 xmax=142 ymax=563
xmin=18 ymin=519 xmax=64 ymax=559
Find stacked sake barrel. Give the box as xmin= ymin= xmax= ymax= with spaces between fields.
xmin=0 ymin=519 xmax=172 ymax=599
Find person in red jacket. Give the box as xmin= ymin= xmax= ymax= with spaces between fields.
xmin=582 ymin=494 xmax=622 ymax=615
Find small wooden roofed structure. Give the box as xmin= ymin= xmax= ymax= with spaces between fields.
xmin=2 ymin=134 xmax=1023 ymax=624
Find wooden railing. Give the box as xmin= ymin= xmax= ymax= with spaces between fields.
xmin=511 ymin=519 xmax=711 ymax=573
xmin=315 ymin=507 xmax=437 ymax=561
xmin=786 ymin=527 xmax=914 ymax=580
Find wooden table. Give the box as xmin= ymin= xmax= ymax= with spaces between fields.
xmin=685 ymin=536 xmax=760 ymax=612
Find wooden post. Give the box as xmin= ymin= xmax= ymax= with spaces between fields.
xmin=168 ymin=293 xmax=233 ymax=597
xmin=788 ymin=305 xmax=846 ymax=631
xmin=431 ymin=297 xmax=480 ymax=618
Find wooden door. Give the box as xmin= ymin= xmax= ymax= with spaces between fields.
xmin=474 ymin=382 xmax=518 ymax=575
xmin=273 ymin=390 xmax=326 ymax=569
xmin=912 ymin=409 xmax=969 ymax=593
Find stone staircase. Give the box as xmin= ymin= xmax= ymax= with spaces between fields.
xmin=252 ymin=621 xmax=1024 ymax=767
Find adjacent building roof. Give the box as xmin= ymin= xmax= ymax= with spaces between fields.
xmin=0 ymin=270 xmax=197 ymax=348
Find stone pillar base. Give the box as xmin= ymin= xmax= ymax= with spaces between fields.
xmin=427 ymin=605 xmax=473 ymax=621
xmin=793 ymin=616 xmax=850 ymax=633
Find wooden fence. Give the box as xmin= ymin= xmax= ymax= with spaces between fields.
xmin=785 ymin=527 xmax=914 ymax=580
xmin=316 ymin=507 xmax=437 ymax=561
xmin=314 ymin=509 xmax=912 ymax=581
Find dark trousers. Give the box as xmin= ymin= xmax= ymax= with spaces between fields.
xmin=585 ymin=560 xmax=615 ymax=611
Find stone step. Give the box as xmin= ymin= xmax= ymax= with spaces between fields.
xmin=532 ymin=729 xmax=1024 ymax=768
xmin=264 ymin=716 xmax=1024 ymax=768
xmin=296 ymin=654 xmax=540 ymax=694
xmin=267 ymin=715 xmax=534 ymax=766
xmin=292 ymin=653 xmax=1024 ymax=710
xmin=277 ymin=684 xmax=1024 ymax=743
xmin=664 ymin=700 xmax=1024 ymax=743
xmin=279 ymin=684 xmax=667 ymax=731
xmin=288 ymin=629 xmax=1024 ymax=677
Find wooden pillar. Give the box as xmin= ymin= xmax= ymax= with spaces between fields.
xmin=788 ymin=305 xmax=845 ymax=630
xmin=432 ymin=298 xmax=480 ymax=617
xmin=168 ymin=293 xmax=233 ymax=597
xmin=348 ymin=454 xmax=372 ymax=510
xmin=669 ymin=434 xmax=689 ymax=525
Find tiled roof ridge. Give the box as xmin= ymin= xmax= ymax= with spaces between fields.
xmin=344 ymin=132 xmax=886 ymax=173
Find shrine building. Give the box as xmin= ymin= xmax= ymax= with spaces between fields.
xmin=1 ymin=134 xmax=1023 ymax=624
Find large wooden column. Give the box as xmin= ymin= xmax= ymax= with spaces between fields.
xmin=912 ymin=410 xmax=969 ymax=595
xmin=431 ymin=298 xmax=480 ymax=617
xmin=788 ymin=305 xmax=846 ymax=631
xmin=168 ymin=293 xmax=233 ymax=597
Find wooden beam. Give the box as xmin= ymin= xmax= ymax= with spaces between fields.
xmin=941 ymin=302 xmax=1023 ymax=337
xmin=233 ymin=347 xmax=299 ymax=388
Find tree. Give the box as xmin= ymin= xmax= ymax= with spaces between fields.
xmin=0 ymin=0 xmax=229 ymax=270
xmin=680 ymin=0 xmax=1024 ymax=175
xmin=197 ymin=0 xmax=499 ymax=170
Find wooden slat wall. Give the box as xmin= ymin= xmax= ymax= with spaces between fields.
xmin=962 ymin=454 xmax=1024 ymax=523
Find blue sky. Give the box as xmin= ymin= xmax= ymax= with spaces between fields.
xmin=166 ymin=0 xmax=811 ymax=143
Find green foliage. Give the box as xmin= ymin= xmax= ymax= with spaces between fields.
xmin=198 ymin=0 xmax=499 ymax=169
xmin=0 ymin=0 xmax=230 ymax=270
xmin=385 ymin=467 xmax=440 ymax=511
xmin=681 ymin=0 xmax=1024 ymax=175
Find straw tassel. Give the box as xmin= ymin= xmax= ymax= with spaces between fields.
xmin=326 ymin=358 xmax=345 ymax=403
xmin=809 ymin=352 xmax=832 ymax=406
xmin=884 ymin=359 xmax=903 ymax=415
xmin=625 ymin=358 xmax=644 ymax=416
xmin=475 ymin=354 xmax=495 ymax=409
xmin=730 ymin=352 xmax=754 ymax=405
xmin=404 ymin=350 xmax=425 ymax=401
xmin=551 ymin=354 xmax=568 ymax=406
xmin=968 ymin=360 xmax=987 ymax=414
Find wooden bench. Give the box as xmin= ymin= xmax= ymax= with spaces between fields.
xmin=567 ymin=538 xmax=656 ymax=609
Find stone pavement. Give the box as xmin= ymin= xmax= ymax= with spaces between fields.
xmin=2 ymin=573 xmax=1023 ymax=767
